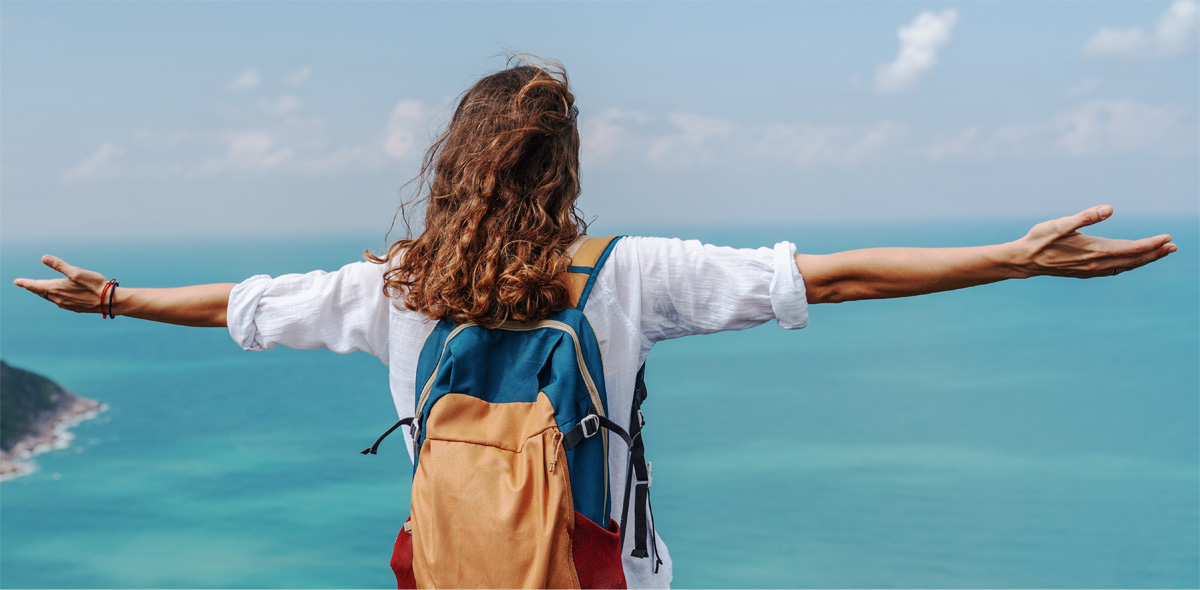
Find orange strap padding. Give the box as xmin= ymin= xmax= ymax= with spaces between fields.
xmin=565 ymin=236 xmax=616 ymax=308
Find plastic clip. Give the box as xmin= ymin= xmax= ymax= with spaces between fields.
xmin=635 ymin=463 xmax=653 ymax=489
xmin=580 ymin=414 xmax=601 ymax=438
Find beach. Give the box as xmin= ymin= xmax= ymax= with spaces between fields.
xmin=1 ymin=397 xmax=107 ymax=482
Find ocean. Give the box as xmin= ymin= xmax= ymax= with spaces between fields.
xmin=2 ymin=217 xmax=1197 ymax=589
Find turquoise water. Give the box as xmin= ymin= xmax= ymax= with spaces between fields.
xmin=2 ymin=218 xmax=1197 ymax=589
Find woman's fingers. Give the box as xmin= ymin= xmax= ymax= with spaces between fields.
xmin=1132 ymin=234 xmax=1175 ymax=255
xmin=1106 ymin=242 xmax=1177 ymax=276
xmin=42 ymin=255 xmax=84 ymax=281
xmin=13 ymin=277 xmax=64 ymax=292
xmin=13 ymin=278 xmax=98 ymax=312
xmin=13 ymin=279 xmax=69 ymax=308
xmin=13 ymin=277 xmax=67 ymax=301
xmin=1095 ymin=234 xmax=1175 ymax=257
xmin=1057 ymin=204 xmax=1113 ymax=235
xmin=1075 ymin=239 xmax=1176 ymax=277
xmin=1025 ymin=205 xmax=1112 ymax=243
xmin=13 ymin=255 xmax=89 ymax=288
xmin=13 ymin=255 xmax=108 ymax=312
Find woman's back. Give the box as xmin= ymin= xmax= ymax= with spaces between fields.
xmin=225 ymin=231 xmax=812 ymax=587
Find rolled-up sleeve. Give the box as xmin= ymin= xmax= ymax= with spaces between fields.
xmin=770 ymin=241 xmax=809 ymax=330
xmin=628 ymin=237 xmax=808 ymax=342
xmin=227 ymin=261 xmax=392 ymax=364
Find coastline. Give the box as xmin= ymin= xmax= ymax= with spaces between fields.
xmin=0 ymin=397 xmax=107 ymax=482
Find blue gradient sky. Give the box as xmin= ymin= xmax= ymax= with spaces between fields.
xmin=2 ymin=2 xmax=1197 ymax=241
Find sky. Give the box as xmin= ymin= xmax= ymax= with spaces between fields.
xmin=1 ymin=1 xmax=1197 ymax=242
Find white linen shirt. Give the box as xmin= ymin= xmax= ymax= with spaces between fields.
xmin=227 ymin=236 xmax=809 ymax=589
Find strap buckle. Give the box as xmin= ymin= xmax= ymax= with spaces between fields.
xmin=636 ymin=461 xmax=653 ymax=489
xmin=580 ymin=414 xmax=601 ymax=439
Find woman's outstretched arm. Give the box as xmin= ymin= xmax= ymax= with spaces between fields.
xmin=12 ymin=255 xmax=234 ymax=327
xmin=795 ymin=205 xmax=1177 ymax=304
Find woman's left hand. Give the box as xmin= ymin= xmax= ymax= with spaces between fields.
xmin=1014 ymin=205 xmax=1176 ymax=279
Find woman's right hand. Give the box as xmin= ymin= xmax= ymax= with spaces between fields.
xmin=1012 ymin=205 xmax=1176 ymax=279
xmin=13 ymin=255 xmax=110 ymax=314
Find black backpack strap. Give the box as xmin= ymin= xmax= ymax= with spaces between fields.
xmin=619 ymin=364 xmax=661 ymax=570
xmin=562 ymin=413 xmax=632 ymax=450
xmin=360 ymin=416 xmax=414 ymax=455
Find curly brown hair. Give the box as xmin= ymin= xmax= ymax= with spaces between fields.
xmin=367 ymin=58 xmax=586 ymax=326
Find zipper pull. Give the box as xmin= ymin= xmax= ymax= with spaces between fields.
xmin=410 ymin=417 xmax=421 ymax=460
xmin=549 ymin=431 xmax=564 ymax=473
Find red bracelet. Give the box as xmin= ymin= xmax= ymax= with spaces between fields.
xmin=99 ymin=279 xmax=117 ymax=319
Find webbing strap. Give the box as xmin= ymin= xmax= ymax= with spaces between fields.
xmin=562 ymin=413 xmax=632 ymax=451
xmin=361 ymin=417 xmax=414 ymax=455
xmin=619 ymin=364 xmax=659 ymax=568
xmin=565 ymin=236 xmax=620 ymax=310
xmin=645 ymin=484 xmax=663 ymax=571
xmin=618 ymin=373 xmax=645 ymax=545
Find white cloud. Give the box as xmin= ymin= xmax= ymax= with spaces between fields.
xmin=647 ymin=112 xmax=735 ymax=167
xmin=641 ymin=114 xmax=908 ymax=169
xmin=62 ymin=142 xmax=125 ymax=184
xmin=225 ymin=133 xmax=292 ymax=170
xmin=256 ymin=95 xmax=303 ymax=117
xmin=875 ymin=10 xmax=958 ymax=94
xmin=1055 ymin=99 xmax=1183 ymax=155
xmin=915 ymin=123 xmax=1060 ymax=161
xmin=1082 ymin=0 xmax=1199 ymax=61
xmin=751 ymin=122 xmax=910 ymax=167
xmin=285 ymin=66 xmax=313 ymax=87
xmin=580 ymin=108 xmax=648 ymax=167
xmin=59 ymin=94 xmax=444 ymax=183
xmin=752 ymin=123 xmax=840 ymax=166
xmin=198 ymin=132 xmax=294 ymax=174
xmin=63 ymin=99 xmax=429 ymax=183
xmin=298 ymin=146 xmax=386 ymax=174
xmin=383 ymin=100 xmax=429 ymax=161
xmin=194 ymin=98 xmax=434 ymax=175
xmin=226 ymin=68 xmax=260 ymax=91
xmin=194 ymin=128 xmax=396 ymax=177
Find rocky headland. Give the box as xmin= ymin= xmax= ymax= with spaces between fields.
xmin=1 ymin=360 xmax=106 ymax=481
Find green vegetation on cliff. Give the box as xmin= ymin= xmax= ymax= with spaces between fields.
xmin=0 ymin=360 xmax=75 ymax=452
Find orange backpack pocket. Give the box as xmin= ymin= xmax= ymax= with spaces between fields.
xmin=408 ymin=392 xmax=579 ymax=589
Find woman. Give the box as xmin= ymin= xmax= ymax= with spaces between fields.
xmin=13 ymin=60 xmax=1177 ymax=588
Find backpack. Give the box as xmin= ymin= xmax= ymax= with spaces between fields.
xmin=363 ymin=236 xmax=659 ymax=589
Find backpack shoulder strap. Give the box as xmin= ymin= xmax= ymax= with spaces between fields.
xmin=565 ymin=236 xmax=621 ymax=310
